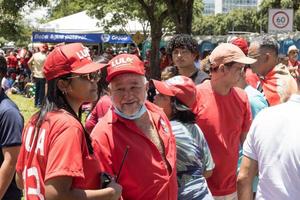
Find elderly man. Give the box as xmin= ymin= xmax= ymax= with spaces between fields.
xmin=237 ymin=80 xmax=300 ymax=200
xmin=195 ymin=43 xmax=255 ymax=200
xmin=248 ymin=35 xmax=297 ymax=106
xmin=91 ymin=54 xmax=177 ymax=200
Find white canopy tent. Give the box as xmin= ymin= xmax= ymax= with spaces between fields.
xmin=38 ymin=11 xmax=148 ymax=34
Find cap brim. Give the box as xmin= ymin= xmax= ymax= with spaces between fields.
xmin=152 ymin=80 xmax=174 ymax=96
xmin=72 ymin=62 xmax=106 ymax=74
xmin=288 ymin=49 xmax=299 ymax=54
xmin=234 ymin=56 xmax=257 ymax=64
xmin=106 ymin=69 xmax=144 ymax=82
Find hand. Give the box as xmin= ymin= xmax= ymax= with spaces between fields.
xmin=107 ymin=180 xmax=122 ymax=200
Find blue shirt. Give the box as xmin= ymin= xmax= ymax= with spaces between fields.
xmin=171 ymin=120 xmax=214 ymax=200
xmin=245 ymin=85 xmax=268 ymax=118
xmin=0 ymin=89 xmax=23 ymax=200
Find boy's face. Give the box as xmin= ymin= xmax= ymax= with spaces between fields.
xmin=171 ymin=47 xmax=197 ymax=70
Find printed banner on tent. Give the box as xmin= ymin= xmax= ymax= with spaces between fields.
xmin=32 ymin=32 xmax=133 ymax=44
xmin=32 ymin=32 xmax=102 ymax=43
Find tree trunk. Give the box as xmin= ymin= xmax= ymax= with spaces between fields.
xmin=165 ymin=0 xmax=194 ymax=34
xmin=149 ymin=21 xmax=163 ymax=80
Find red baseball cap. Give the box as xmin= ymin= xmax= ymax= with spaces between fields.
xmin=152 ymin=75 xmax=196 ymax=109
xmin=230 ymin=37 xmax=249 ymax=55
xmin=106 ymin=54 xmax=145 ymax=82
xmin=43 ymin=43 xmax=105 ymax=81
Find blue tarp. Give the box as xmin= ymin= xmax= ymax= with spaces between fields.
xmin=32 ymin=32 xmax=132 ymax=44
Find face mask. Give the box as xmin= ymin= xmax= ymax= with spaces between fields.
xmin=111 ymin=92 xmax=148 ymax=120
xmin=113 ymin=104 xmax=147 ymax=120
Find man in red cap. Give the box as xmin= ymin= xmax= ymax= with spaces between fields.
xmin=195 ymin=43 xmax=255 ymax=199
xmin=91 ymin=54 xmax=178 ymax=200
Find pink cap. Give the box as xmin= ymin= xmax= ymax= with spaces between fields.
xmin=209 ymin=43 xmax=256 ymax=68
xmin=152 ymin=75 xmax=196 ymax=108
xmin=230 ymin=37 xmax=249 ymax=55
xmin=106 ymin=54 xmax=145 ymax=82
xmin=43 ymin=43 xmax=105 ymax=81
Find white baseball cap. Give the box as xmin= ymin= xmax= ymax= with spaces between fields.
xmin=288 ymin=45 xmax=299 ymax=54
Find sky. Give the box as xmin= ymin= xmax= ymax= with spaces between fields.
xmin=21 ymin=5 xmax=49 ymax=27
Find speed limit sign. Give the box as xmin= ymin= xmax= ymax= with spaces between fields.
xmin=268 ymin=9 xmax=293 ymax=33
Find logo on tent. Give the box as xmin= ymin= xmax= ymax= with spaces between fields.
xmin=101 ymin=34 xmax=110 ymax=43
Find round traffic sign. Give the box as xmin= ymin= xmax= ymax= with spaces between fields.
xmin=272 ymin=11 xmax=289 ymax=29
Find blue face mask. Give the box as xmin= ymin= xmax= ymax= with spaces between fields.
xmin=113 ymin=104 xmax=147 ymax=120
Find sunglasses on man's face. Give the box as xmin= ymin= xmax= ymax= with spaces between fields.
xmin=67 ymin=70 xmax=101 ymax=82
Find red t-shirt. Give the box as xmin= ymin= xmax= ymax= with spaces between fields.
xmin=85 ymin=95 xmax=112 ymax=133
xmin=195 ymin=81 xmax=252 ymax=196
xmin=16 ymin=111 xmax=101 ymax=200
xmin=91 ymin=101 xmax=178 ymax=200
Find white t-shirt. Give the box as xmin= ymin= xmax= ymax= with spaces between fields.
xmin=31 ymin=52 xmax=47 ymax=78
xmin=243 ymin=94 xmax=300 ymax=200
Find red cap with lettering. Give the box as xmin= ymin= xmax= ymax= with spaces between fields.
xmin=106 ymin=54 xmax=145 ymax=82
xmin=43 ymin=43 xmax=105 ymax=81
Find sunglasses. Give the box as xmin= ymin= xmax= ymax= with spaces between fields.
xmin=66 ymin=70 xmax=101 ymax=82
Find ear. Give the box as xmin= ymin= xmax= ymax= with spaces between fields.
xmin=57 ymin=79 xmax=70 ymax=94
xmin=219 ymin=64 xmax=225 ymax=73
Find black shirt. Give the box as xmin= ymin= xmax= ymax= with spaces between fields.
xmin=0 ymin=90 xmax=23 ymax=200
xmin=189 ymin=69 xmax=210 ymax=85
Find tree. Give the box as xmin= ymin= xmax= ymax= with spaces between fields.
xmin=165 ymin=0 xmax=194 ymax=34
xmin=48 ymin=0 xmax=91 ymax=20
xmin=193 ymin=9 xmax=260 ymax=35
xmin=87 ymin=0 xmax=168 ymax=79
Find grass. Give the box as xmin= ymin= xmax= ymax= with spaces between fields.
xmin=8 ymin=93 xmax=88 ymax=125
xmin=8 ymin=93 xmax=38 ymax=124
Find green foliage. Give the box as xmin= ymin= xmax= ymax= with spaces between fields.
xmin=193 ymin=0 xmax=300 ymax=35
xmin=193 ymin=8 xmax=260 ymax=35
xmin=48 ymin=0 xmax=91 ymax=20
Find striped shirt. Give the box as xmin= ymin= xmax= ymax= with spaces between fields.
xmin=171 ymin=120 xmax=214 ymax=200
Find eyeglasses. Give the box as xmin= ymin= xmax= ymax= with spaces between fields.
xmin=225 ymin=62 xmax=245 ymax=74
xmin=66 ymin=70 xmax=101 ymax=82
xmin=172 ymin=49 xmax=192 ymax=56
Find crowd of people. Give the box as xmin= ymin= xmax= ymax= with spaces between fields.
xmin=0 ymin=34 xmax=300 ymax=200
